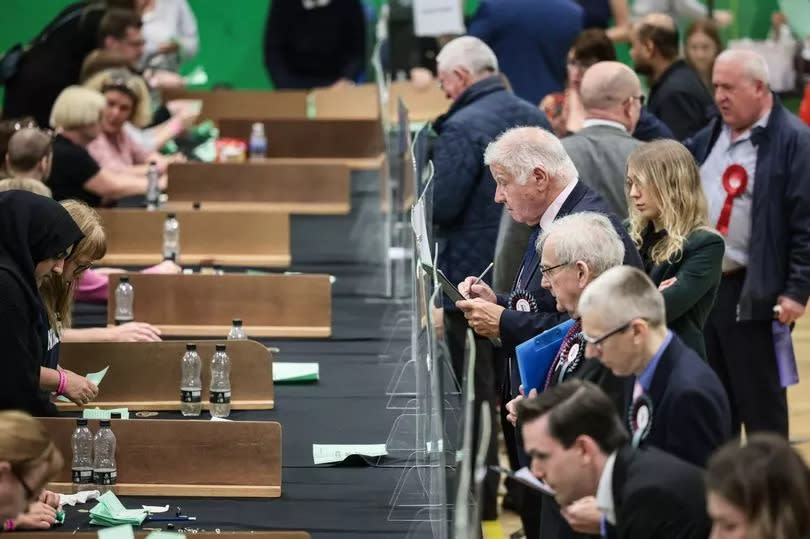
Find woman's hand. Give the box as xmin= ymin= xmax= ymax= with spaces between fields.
xmin=13 ymin=502 xmax=57 ymax=529
xmin=61 ymin=370 xmax=99 ymax=406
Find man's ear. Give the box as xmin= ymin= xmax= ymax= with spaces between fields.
xmin=531 ymin=166 xmax=548 ymax=188
xmin=575 ymin=261 xmax=589 ymax=286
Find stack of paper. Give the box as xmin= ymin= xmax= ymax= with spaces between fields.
xmin=58 ymin=366 xmax=109 ymax=403
xmin=89 ymin=492 xmax=147 ymax=527
xmin=312 ymin=443 xmax=387 ymax=465
xmin=274 ymin=363 xmax=319 ymax=383
xmin=83 ymin=408 xmax=130 ymax=420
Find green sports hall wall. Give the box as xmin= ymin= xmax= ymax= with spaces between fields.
xmin=0 ymin=0 xmax=781 ymax=97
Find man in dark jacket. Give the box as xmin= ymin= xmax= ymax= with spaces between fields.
xmin=684 ymin=49 xmax=810 ymax=437
xmin=631 ymin=13 xmax=714 ymax=139
xmin=429 ymin=35 xmax=550 ymax=522
xmin=517 ymin=380 xmax=713 ymax=539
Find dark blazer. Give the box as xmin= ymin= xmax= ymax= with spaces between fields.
xmin=431 ymin=76 xmax=550 ymax=309
xmin=684 ymin=96 xmax=810 ymax=320
xmin=648 ymin=60 xmax=714 ymax=140
xmin=607 ymin=446 xmax=712 ymax=539
xmin=628 ymin=333 xmax=731 ymax=467
xmin=644 ymin=228 xmax=724 ymax=360
xmin=497 ymin=181 xmax=643 ymax=395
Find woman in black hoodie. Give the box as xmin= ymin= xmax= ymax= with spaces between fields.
xmin=0 ymin=191 xmax=84 ymax=416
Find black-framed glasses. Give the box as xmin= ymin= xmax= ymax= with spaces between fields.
xmin=540 ymin=261 xmax=570 ymax=276
xmin=629 ymin=94 xmax=646 ymax=107
xmin=582 ymin=320 xmax=633 ymax=350
xmin=10 ymin=465 xmax=36 ymax=503
xmin=72 ymin=262 xmax=93 ymax=276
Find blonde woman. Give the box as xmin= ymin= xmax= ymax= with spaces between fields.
xmin=626 ymin=139 xmax=724 ymax=360
xmin=0 ymin=411 xmax=63 ymax=528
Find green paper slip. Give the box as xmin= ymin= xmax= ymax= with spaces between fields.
xmin=97 ymin=524 xmax=134 ymax=539
xmin=312 ymin=443 xmax=387 ymax=465
xmin=90 ymin=492 xmax=147 ymax=527
xmin=83 ymin=408 xmax=129 ymax=420
xmin=57 ymin=366 xmax=109 ymax=402
xmin=55 ymin=510 xmax=65 ymax=525
xmin=273 ymin=363 xmax=319 ymax=383
xmin=146 ymin=532 xmax=186 ymax=539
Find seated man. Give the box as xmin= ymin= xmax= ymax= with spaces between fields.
xmin=517 ymin=379 xmax=712 ymax=539
xmin=579 ymin=265 xmax=732 ymax=467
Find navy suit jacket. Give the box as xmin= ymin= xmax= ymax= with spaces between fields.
xmin=497 ymin=181 xmax=643 ymax=396
xmin=628 ymin=333 xmax=732 ymax=467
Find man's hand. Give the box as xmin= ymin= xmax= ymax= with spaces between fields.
xmin=61 ymin=370 xmax=99 ymax=407
xmin=14 ymin=502 xmax=57 ymax=530
xmin=458 ymin=277 xmax=497 ymax=303
xmin=456 ymin=298 xmax=504 ymax=338
xmin=561 ymin=496 xmax=602 ymax=534
xmin=775 ymin=296 xmax=806 ymax=325
xmin=506 ymin=385 xmax=537 ymax=426
xmin=108 ymin=322 xmax=162 ymax=342
xmin=38 ymin=489 xmax=60 ymax=509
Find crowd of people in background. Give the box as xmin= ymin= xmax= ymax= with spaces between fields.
xmin=0 ymin=1 xmax=810 ymax=538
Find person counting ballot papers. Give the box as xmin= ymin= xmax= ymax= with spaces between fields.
xmin=516 ymin=380 xmax=713 ymax=539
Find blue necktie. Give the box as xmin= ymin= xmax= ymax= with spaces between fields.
xmin=516 ymin=226 xmax=541 ymax=290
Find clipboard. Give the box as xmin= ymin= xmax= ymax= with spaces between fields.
xmin=421 ymin=262 xmax=467 ymax=302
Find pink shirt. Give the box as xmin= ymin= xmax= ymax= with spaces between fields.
xmin=87 ymin=130 xmax=149 ymax=172
xmin=75 ymin=266 xmax=167 ymax=303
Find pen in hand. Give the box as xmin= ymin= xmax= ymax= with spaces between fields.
xmin=468 ymin=262 xmax=494 ymax=298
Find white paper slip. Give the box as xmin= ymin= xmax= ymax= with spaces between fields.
xmin=273 ymin=363 xmax=319 ymax=382
xmin=210 ymin=416 xmax=233 ymax=422
xmin=515 ymin=467 xmax=556 ymax=496
xmin=59 ymin=490 xmax=100 ymax=506
xmin=142 ymin=505 xmax=169 ymax=513
xmin=312 ymin=444 xmax=388 ymax=465
xmin=412 ymin=0 xmax=465 ymax=37
xmin=57 ymin=366 xmax=109 ymax=402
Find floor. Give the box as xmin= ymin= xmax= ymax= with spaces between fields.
xmin=493 ymin=316 xmax=810 ymax=538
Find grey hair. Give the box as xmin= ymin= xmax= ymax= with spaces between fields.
xmin=578 ymin=266 xmax=666 ymax=327
xmin=436 ymin=36 xmax=499 ymax=76
xmin=537 ymin=212 xmax=625 ymax=277
xmin=483 ymin=126 xmax=578 ymax=186
xmin=715 ymin=49 xmax=770 ymax=85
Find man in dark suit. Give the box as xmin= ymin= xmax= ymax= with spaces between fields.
xmin=578 ymin=266 xmax=732 ymax=468
xmin=429 ymin=36 xmax=551 ymax=521
xmin=685 ymin=49 xmax=810 ymax=437
xmin=454 ymin=126 xmax=642 ymax=537
xmin=516 ymin=380 xmax=713 ymax=539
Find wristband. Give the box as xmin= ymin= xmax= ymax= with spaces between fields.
xmin=56 ymin=370 xmax=67 ymax=396
xmin=4 ymin=519 xmax=15 ymax=531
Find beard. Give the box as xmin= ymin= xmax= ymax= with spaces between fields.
xmin=634 ymin=58 xmax=654 ymax=77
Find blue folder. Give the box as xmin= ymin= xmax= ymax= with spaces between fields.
xmin=516 ymin=319 xmax=576 ymax=394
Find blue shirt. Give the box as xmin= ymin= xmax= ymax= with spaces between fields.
xmin=636 ymin=330 xmax=673 ymax=392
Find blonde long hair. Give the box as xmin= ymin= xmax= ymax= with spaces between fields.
xmin=40 ymin=200 xmax=107 ymax=331
xmin=626 ymin=140 xmax=714 ymax=265
xmin=0 ymin=411 xmax=63 ymax=485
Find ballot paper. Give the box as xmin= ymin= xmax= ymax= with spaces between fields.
xmin=146 ymin=532 xmax=186 ymax=539
xmin=59 ymin=489 xmax=100 ymax=507
xmin=141 ymin=505 xmax=169 ymax=514
xmin=312 ymin=444 xmax=388 ymax=465
xmin=273 ymin=363 xmax=319 ymax=383
xmin=412 ymin=0 xmax=465 ymax=37
xmin=514 ymin=467 xmax=556 ymax=496
xmin=98 ymin=524 xmax=134 ymax=539
xmin=83 ymin=408 xmax=129 ymax=420
xmin=57 ymin=366 xmax=109 ymax=402
xmin=89 ymin=492 xmax=147 ymax=527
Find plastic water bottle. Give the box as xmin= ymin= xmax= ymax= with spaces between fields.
xmin=248 ymin=122 xmax=267 ymax=161
xmin=145 ymin=161 xmax=160 ymax=210
xmin=209 ymin=344 xmax=231 ymax=418
xmin=71 ymin=419 xmax=94 ymax=492
xmin=92 ymin=420 xmax=117 ymax=492
xmin=180 ymin=343 xmax=202 ymax=416
xmin=227 ymin=319 xmax=247 ymax=340
xmin=114 ymin=277 xmax=134 ymax=325
xmin=162 ymin=213 xmax=180 ymax=261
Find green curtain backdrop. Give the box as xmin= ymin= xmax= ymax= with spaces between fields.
xmin=0 ymin=0 xmax=786 ymax=100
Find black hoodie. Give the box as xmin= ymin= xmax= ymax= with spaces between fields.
xmin=0 ymin=190 xmax=84 ymax=416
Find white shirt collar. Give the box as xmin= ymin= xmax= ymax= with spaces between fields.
xmin=539 ymin=178 xmax=579 ymax=230
xmin=596 ymin=451 xmax=618 ymax=525
xmin=582 ymin=118 xmax=628 ymax=132
xmin=724 ymin=108 xmax=771 ymax=143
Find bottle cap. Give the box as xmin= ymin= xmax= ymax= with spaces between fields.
xmin=120 ymin=276 xmax=129 ymax=283
xmin=216 ymin=344 xmax=226 ymax=351
xmin=186 ymin=343 xmax=196 ymax=351
xmin=99 ymin=419 xmax=111 ymax=427
xmin=232 ymin=318 xmax=242 ymax=326
xmin=167 ymin=213 xmax=176 ymax=219
xmin=76 ymin=418 xmax=88 ymax=426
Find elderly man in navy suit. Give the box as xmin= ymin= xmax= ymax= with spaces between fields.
xmin=455 ymin=126 xmax=642 ymax=538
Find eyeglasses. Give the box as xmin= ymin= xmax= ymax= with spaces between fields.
xmin=540 ymin=261 xmax=571 ymax=276
xmin=628 ymin=94 xmax=646 ymax=107
xmin=10 ymin=466 xmax=36 ymax=503
xmin=72 ymin=262 xmax=93 ymax=276
xmin=582 ymin=320 xmax=635 ymax=351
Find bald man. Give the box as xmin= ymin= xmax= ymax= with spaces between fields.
xmin=630 ymin=13 xmax=714 ymax=139
xmin=4 ymin=127 xmax=53 ymax=184
xmin=561 ymin=62 xmax=643 ymax=218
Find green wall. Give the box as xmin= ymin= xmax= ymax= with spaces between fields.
xmin=0 ymin=0 xmax=782 ymax=98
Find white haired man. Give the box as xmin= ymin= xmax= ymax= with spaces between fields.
xmin=505 ymin=212 xmax=630 ymax=539
xmin=685 ymin=48 xmax=810 ymax=437
xmin=454 ymin=126 xmax=641 ymax=538
xmin=431 ymin=35 xmax=550 ymax=522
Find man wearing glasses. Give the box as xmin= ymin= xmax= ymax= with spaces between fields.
xmin=579 ymin=265 xmax=731 ymax=470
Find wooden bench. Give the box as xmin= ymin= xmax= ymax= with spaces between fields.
xmin=162 ymin=89 xmax=308 ymax=122
xmin=165 ymin=162 xmax=351 ymax=215
xmin=107 ymin=273 xmax=331 ymax=338
xmin=97 ymin=209 xmax=290 ymax=268
xmin=56 ymin=340 xmax=274 ymax=411
xmin=42 ymin=418 xmax=282 ymax=497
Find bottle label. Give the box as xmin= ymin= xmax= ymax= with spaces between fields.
xmin=71 ymin=469 xmax=93 ymax=484
xmin=181 ymin=390 xmax=202 ymax=403
xmin=210 ymin=391 xmax=231 ymax=404
xmin=95 ymin=470 xmax=117 ymax=485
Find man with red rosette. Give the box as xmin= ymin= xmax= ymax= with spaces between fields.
xmin=686 ymin=49 xmax=810 ymax=437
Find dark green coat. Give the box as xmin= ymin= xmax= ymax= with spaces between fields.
xmin=645 ymin=228 xmax=724 ymax=360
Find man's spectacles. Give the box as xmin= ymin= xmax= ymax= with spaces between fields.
xmin=11 ymin=465 xmax=36 ymax=503
xmin=582 ymin=320 xmax=635 ymax=350
xmin=628 ymin=94 xmax=646 ymax=107
xmin=540 ymin=262 xmax=570 ymax=276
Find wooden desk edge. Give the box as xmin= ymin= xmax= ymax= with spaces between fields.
xmin=99 ymin=254 xmax=291 ymax=267
xmin=162 ymin=202 xmax=351 ymax=215
xmin=47 ymin=483 xmax=281 ymax=498
xmin=106 ymin=325 xmax=332 ymax=338
xmin=55 ymin=399 xmax=275 ymax=411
